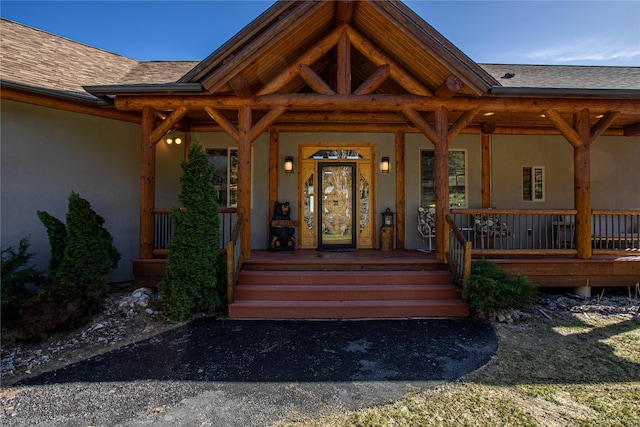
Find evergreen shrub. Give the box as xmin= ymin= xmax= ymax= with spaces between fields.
xmin=159 ymin=142 xmax=222 ymax=321
xmin=462 ymin=258 xmax=538 ymax=318
xmin=1 ymin=237 xmax=45 ymax=323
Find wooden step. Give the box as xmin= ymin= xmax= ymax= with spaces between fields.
xmin=237 ymin=270 xmax=452 ymax=286
xmin=234 ymin=283 xmax=462 ymax=301
xmin=228 ymin=299 xmax=470 ymax=319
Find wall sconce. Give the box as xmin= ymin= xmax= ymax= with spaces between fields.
xmin=166 ymin=137 xmax=182 ymax=145
xmin=284 ymin=156 xmax=294 ymax=173
xmin=380 ymin=156 xmax=390 ymax=174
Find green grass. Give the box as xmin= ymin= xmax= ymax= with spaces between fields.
xmin=274 ymin=312 xmax=640 ymax=427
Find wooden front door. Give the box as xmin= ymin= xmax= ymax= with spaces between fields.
xmin=298 ymin=143 xmax=376 ymax=249
xmin=318 ymin=163 xmax=356 ymax=249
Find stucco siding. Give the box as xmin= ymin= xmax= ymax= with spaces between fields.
xmin=1 ymin=100 xmax=140 ymax=282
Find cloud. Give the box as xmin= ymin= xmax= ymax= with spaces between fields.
xmin=520 ymin=38 xmax=640 ymax=65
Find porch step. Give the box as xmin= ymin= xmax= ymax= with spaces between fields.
xmin=228 ymin=269 xmax=469 ymax=319
xmin=228 ymin=299 xmax=470 ymax=319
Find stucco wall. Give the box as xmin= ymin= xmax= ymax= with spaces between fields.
xmin=1 ymin=100 xmax=140 ymax=282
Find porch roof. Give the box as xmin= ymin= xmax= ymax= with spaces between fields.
xmin=1 ymin=1 xmax=640 ymax=136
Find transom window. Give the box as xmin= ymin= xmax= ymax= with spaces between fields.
xmin=207 ymin=148 xmax=238 ymax=208
xmin=420 ymin=149 xmax=467 ymax=208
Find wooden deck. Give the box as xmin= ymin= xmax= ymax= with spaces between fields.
xmin=132 ymin=250 xmax=639 ymax=319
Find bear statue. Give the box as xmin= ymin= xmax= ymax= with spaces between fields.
xmin=269 ymin=201 xmax=296 ymax=251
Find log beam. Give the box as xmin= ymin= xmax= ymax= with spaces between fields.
xmin=337 ymin=29 xmax=352 ymax=95
xmin=354 ymin=64 xmax=390 ymax=95
xmin=257 ymin=25 xmax=343 ymax=96
xmin=344 ymin=26 xmax=432 ymax=96
xmin=433 ymin=106 xmax=450 ymax=260
xmin=149 ymin=106 xmax=188 ymax=144
xmin=590 ymin=111 xmax=620 ymax=143
xmin=299 ymin=64 xmax=335 ymax=95
xmin=140 ymin=106 xmax=156 ymax=259
xmin=448 ymin=108 xmax=479 ymax=143
xmin=573 ymin=109 xmax=592 ymax=259
xmin=204 ymin=106 xmax=240 ymax=142
xmin=395 ymin=129 xmax=406 ymax=249
xmin=248 ymin=106 xmax=287 ymax=142
xmin=481 ymin=134 xmax=491 ymax=208
xmin=268 ymin=129 xmax=279 ymax=230
xmin=335 ymin=0 xmax=355 ymax=24
xmin=229 ymin=73 xmax=254 ymax=99
xmin=435 ymin=75 xmax=464 ymax=101
xmin=115 ymin=93 xmax=640 ymax=115
xmin=238 ymin=105 xmax=253 ymax=260
xmin=402 ymin=107 xmax=438 ymax=144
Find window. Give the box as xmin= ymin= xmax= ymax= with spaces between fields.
xmin=207 ymin=148 xmax=238 ymax=207
xmin=420 ymin=149 xmax=467 ymax=208
xmin=522 ymin=166 xmax=545 ymax=202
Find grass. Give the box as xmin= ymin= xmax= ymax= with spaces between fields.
xmin=275 ymin=311 xmax=640 ymax=427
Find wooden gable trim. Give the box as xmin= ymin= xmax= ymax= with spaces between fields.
xmin=200 ymin=1 xmax=323 ymax=94
xmin=374 ymin=1 xmax=498 ymax=94
xmin=335 ymin=1 xmax=355 ymax=25
xmin=344 ymin=25 xmax=432 ymax=96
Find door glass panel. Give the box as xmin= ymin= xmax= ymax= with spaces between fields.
xmin=359 ymin=173 xmax=370 ymax=232
xmin=319 ymin=164 xmax=355 ymax=248
xmin=303 ymin=173 xmax=314 ymax=234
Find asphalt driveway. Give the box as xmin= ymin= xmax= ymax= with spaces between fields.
xmin=4 ymin=317 xmax=497 ymax=426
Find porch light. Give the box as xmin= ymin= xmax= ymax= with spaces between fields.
xmin=483 ymin=112 xmax=495 ymax=117
xmin=381 ymin=156 xmax=390 ymax=173
xmin=284 ymin=156 xmax=294 ymax=173
xmin=165 ymin=137 xmax=182 ymax=145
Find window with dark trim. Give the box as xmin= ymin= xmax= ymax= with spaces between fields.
xmin=420 ymin=149 xmax=467 ymax=208
xmin=522 ymin=166 xmax=545 ymax=202
xmin=207 ymin=148 xmax=238 ymax=208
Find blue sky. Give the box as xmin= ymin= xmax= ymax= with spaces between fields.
xmin=2 ymin=1 xmax=639 ymax=66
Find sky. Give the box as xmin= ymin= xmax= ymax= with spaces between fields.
xmin=1 ymin=1 xmax=639 ymax=66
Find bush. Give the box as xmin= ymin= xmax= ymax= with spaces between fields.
xmin=1 ymin=237 xmax=45 ymax=323
xmin=159 ymin=142 xmax=223 ymax=321
xmin=16 ymin=192 xmax=121 ymax=340
xmin=462 ymin=259 xmax=538 ymax=318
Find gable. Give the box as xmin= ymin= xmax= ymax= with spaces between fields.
xmin=179 ymin=0 xmax=499 ymax=97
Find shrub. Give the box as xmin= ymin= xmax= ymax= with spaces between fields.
xmin=17 ymin=192 xmax=121 ymax=339
xmin=36 ymin=210 xmax=66 ymax=282
xmin=159 ymin=141 xmax=222 ymax=321
xmin=1 ymin=237 xmax=45 ymax=323
xmin=462 ymin=259 xmax=538 ymax=318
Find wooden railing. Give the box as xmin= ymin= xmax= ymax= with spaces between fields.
xmin=152 ymin=207 xmax=237 ymax=255
xmin=592 ymin=210 xmax=639 ymax=254
xmin=449 ymin=209 xmax=639 ymax=255
xmin=226 ymin=213 xmax=244 ymax=305
xmin=445 ymin=214 xmax=472 ymax=286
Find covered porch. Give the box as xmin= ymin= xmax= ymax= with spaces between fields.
xmin=86 ymin=1 xmax=640 ymax=317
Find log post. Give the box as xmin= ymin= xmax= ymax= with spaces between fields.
xmin=269 ymin=129 xmax=279 ymax=230
xmin=395 ymin=129 xmax=405 ymax=249
xmin=140 ymin=105 xmax=156 ymax=259
xmin=481 ymin=133 xmax=491 ymax=208
xmin=238 ymin=105 xmax=253 ymax=260
xmin=434 ymin=106 xmax=450 ymax=260
xmin=574 ymin=109 xmax=592 ymax=259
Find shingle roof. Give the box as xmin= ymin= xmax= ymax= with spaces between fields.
xmin=0 ymin=18 xmax=197 ymax=99
xmin=481 ymin=64 xmax=640 ymax=90
xmin=2 ymin=15 xmax=639 ymax=100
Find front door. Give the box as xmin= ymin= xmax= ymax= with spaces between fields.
xmin=318 ymin=163 xmax=356 ymax=250
xmin=298 ymin=143 xmax=376 ymax=249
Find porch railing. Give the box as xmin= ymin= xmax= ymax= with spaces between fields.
xmin=226 ymin=213 xmax=244 ymax=305
xmin=445 ymin=214 xmax=472 ymax=286
xmin=449 ymin=209 xmax=639 ymax=255
xmin=153 ymin=207 xmax=237 ymax=256
xmin=592 ymin=210 xmax=640 ymax=254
